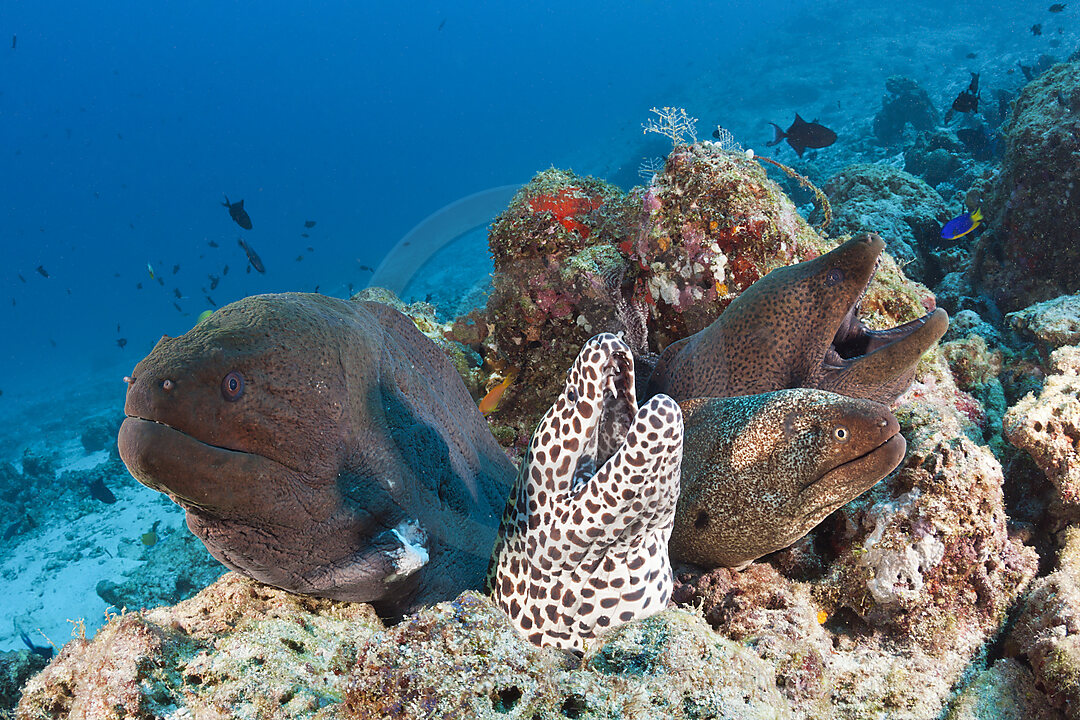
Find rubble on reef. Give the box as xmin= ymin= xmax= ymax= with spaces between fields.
xmin=975 ymin=61 xmax=1080 ymax=312
xmin=1008 ymin=294 xmax=1080 ymax=359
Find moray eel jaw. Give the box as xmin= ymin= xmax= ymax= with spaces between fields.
xmin=819 ymin=307 xmax=949 ymax=405
xmin=118 ymin=416 xmax=299 ymax=516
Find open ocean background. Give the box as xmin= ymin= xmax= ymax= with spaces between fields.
xmin=0 ymin=0 xmax=1059 ymax=651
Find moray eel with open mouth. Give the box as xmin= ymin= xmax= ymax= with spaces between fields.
xmin=118 ymin=293 xmax=515 ymax=617
xmin=645 ymin=233 xmax=949 ymax=405
xmin=487 ymin=334 xmax=683 ymax=651
xmin=671 ymin=388 xmax=906 ymax=569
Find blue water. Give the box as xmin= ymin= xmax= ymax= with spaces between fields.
xmin=0 ymin=0 xmax=1062 ymax=652
xmin=0 ymin=0 xmax=799 ymax=397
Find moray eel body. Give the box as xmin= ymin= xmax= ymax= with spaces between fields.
xmin=645 ymin=233 xmax=948 ymax=405
xmin=487 ymin=334 xmax=683 ymax=651
xmin=118 ymin=293 xmax=515 ymax=617
xmin=670 ymin=389 xmax=905 ymax=568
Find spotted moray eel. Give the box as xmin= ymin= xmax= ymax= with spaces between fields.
xmin=487 ymin=333 xmax=683 ymax=651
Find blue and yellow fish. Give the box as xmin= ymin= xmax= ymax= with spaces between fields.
xmin=941 ymin=208 xmax=982 ymax=240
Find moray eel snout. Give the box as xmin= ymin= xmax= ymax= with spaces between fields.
xmin=670 ymin=388 xmax=905 ymax=569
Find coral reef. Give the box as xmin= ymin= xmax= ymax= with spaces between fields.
xmin=826 ymin=358 xmax=1037 ymax=652
xmin=975 ymin=61 xmax=1080 ymax=312
xmin=945 ymin=659 xmax=1062 ymax=720
xmin=872 ymin=76 xmax=939 ymax=146
xmin=824 ymin=163 xmax=950 ymax=284
xmin=1005 ymin=527 xmax=1080 ymax=719
xmin=16 ymin=574 xmax=382 ymax=720
xmin=1004 ymin=345 xmax=1080 ymax=508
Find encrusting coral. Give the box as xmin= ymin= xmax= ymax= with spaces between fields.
xmin=487 ymin=334 xmax=683 ymax=651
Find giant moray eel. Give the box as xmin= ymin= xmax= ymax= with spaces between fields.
xmin=645 ymin=233 xmax=949 ymax=405
xmin=670 ymin=389 xmax=905 ymax=568
xmin=488 ymin=334 xmax=683 ymax=651
xmin=118 ymin=293 xmax=515 ymax=617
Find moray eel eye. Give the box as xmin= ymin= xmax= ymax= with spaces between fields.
xmin=833 ymin=425 xmax=849 ymax=442
xmin=566 ymin=387 xmax=578 ymax=403
xmin=825 ymin=268 xmax=844 ymax=287
xmin=221 ymin=370 xmax=245 ymax=401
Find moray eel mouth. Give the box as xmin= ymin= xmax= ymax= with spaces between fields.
xmin=569 ymin=336 xmax=638 ymax=488
xmin=118 ymin=413 xmax=293 ymax=516
xmin=806 ymin=414 xmax=906 ymax=515
xmin=824 ymin=253 xmax=947 ymax=372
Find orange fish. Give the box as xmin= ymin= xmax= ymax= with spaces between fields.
xmin=479 ymin=369 xmax=519 ymax=415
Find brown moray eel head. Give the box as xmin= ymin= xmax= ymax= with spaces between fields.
xmin=645 ymin=233 xmax=948 ymax=405
xmin=669 ymin=388 xmax=905 ymax=569
xmin=118 ymin=293 xmax=515 ymax=615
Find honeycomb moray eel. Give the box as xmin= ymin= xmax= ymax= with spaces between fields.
xmin=645 ymin=233 xmax=949 ymax=406
xmin=671 ymin=389 xmax=905 ymax=568
xmin=118 ymin=293 xmax=515 ymax=618
xmin=488 ymin=334 xmax=683 ymax=651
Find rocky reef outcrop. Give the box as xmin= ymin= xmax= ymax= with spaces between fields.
xmin=975 ymin=61 xmax=1080 ymax=312
xmin=824 ymin=163 xmax=950 ymax=284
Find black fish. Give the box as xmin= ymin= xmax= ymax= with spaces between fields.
xmin=89 ymin=476 xmax=117 ymax=504
xmin=295 ymin=255 xmax=304 ymax=262
xmin=307 ymin=247 xmax=314 ymax=252
xmin=208 ymin=239 xmax=219 ymax=248
xmin=205 ymin=295 xmax=217 ymax=307
xmin=173 ymin=287 xmax=182 ymax=299
xmin=1050 ymin=3 xmax=1066 ymax=11
xmin=208 ymin=274 xmax=220 ymax=290
xmin=173 ymin=301 xmax=183 ymax=313
xmin=136 ymin=282 xmax=143 ymax=290
xmin=157 ymin=276 xmax=165 ymax=286
xmin=10 ymin=35 xmax=14 ymax=50
xmin=304 ymin=220 xmax=316 ymax=228
xmin=17 ymin=273 xmax=26 ymax=283
xmin=945 ymin=73 xmax=980 ymax=123
xmin=1032 ymin=23 xmax=1043 ymax=35
xmin=766 ymin=114 xmax=837 ymax=157
xmin=172 ymin=264 xmax=180 ymax=274
xmin=222 ymin=195 xmax=253 ymax=230
xmin=238 ymin=237 xmax=266 ymax=273
xmin=966 ymin=52 xmax=977 ymax=59
xmin=438 ymin=18 xmax=446 ymax=30
xmin=117 ymin=338 xmax=128 ymax=349
xmin=20 ymin=633 xmax=52 ymax=659
xmin=301 ymin=232 xmax=310 ymax=238
xmin=35 ymin=265 xmax=49 ymax=278
xmin=223 ymin=264 xmax=230 ymax=275
xmin=357 ymin=264 xmax=374 ymax=273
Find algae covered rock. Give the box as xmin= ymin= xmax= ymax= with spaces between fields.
xmin=976 ymin=61 xmax=1080 ymax=312
xmin=824 ymin=163 xmax=950 ymax=284
xmin=1008 ymin=294 xmax=1080 ymax=358
xmin=346 ymin=591 xmax=791 ymax=719
xmin=945 ymin=658 xmax=1062 ymax=720
xmin=829 ymin=362 xmax=1037 ymax=650
xmin=1005 ymin=527 xmax=1080 ymax=719
xmin=17 ymin=573 xmax=383 ymax=720
xmin=1004 ymin=345 xmax=1080 ymax=507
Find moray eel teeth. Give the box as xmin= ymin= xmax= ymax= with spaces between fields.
xmin=488 ymin=333 xmax=683 ymax=652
